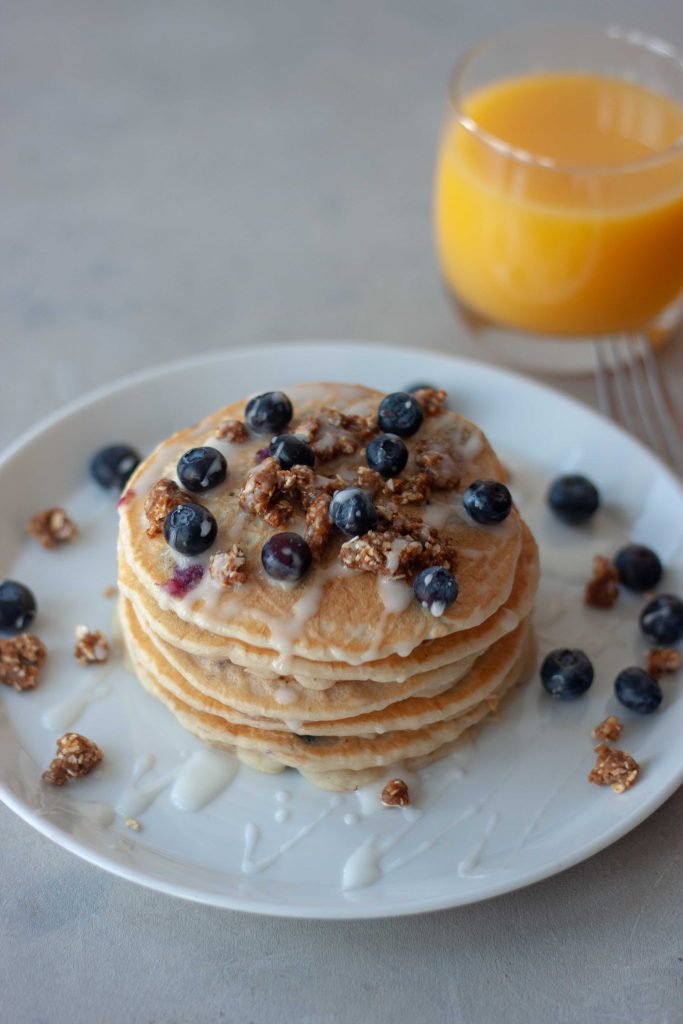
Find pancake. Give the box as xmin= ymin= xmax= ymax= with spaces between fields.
xmin=119 ymin=383 xmax=524 ymax=665
xmin=117 ymin=380 xmax=540 ymax=790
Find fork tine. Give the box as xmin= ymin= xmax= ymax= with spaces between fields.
xmin=605 ymin=337 xmax=637 ymax=435
xmin=633 ymin=335 xmax=683 ymax=471
xmin=618 ymin=336 xmax=663 ymax=454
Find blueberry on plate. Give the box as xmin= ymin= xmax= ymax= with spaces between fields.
xmin=90 ymin=444 xmax=141 ymax=491
xmin=377 ymin=392 xmax=423 ymax=438
xmin=261 ymin=532 xmax=312 ymax=582
xmin=245 ymin=391 xmax=293 ymax=435
xmin=163 ymin=503 xmax=217 ymax=556
xmin=547 ymin=474 xmax=600 ymax=524
xmin=615 ymin=667 xmax=662 ymax=714
xmin=463 ymin=479 xmax=512 ymax=525
xmin=613 ymin=543 xmax=662 ymax=592
xmin=639 ymin=594 xmax=683 ymax=645
xmin=413 ymin=566 xmax=458 ymax=616
xmin=329 ymin=488 xmax=379 ymax=537
xmin=0 ymin=580 xmax=37 ymax=632
xmin=406 ymin=382 xmax=436 ymax=393
xmin=177 ymin=446 xmax=227 ymax=493
xmin=269 ymin=434 xmax=315 ymax=470
xmin=366 ymin=433 xmax=408 ymax=477
xmin=540 ymin=648 xmax=594 ymax=699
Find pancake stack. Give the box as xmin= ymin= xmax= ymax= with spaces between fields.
xmin=118 ymin=382 xmax=539 ymax=791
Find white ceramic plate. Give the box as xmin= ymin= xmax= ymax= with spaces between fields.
xmin=1 ymin=342 xmax=682 ymax=919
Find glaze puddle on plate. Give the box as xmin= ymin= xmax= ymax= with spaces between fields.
xmin=0 ymin=342 xmax=682 ymax=918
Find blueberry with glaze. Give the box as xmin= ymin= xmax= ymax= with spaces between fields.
xmin=377 ymin=392 xmax=423 ymax=438
xmin=163 ymin=503 xmax=217 ymax=556
xmin=269 ymin=434 xmax=315 ymax=470
xmin=540 ymin=648 xmax=594 ymax=699
xmin=90 ymin=444 xmax=141 ymax=491
xmin=261 ymin=532 xmax=312 ymax=582
xmin=639 ymin=594 xmax=683 ymax=645
xmin=615 ymin=667 xmax=662 ymax=714
xmin=245 ymin=391 xmax=293 ymax=435
xmin=614 ymin=543 xmax=662 ymax=591
xmin=177 ymin=447 xmax=227 ymax=493
xmin=366 ymin=433 xmax=408 ymax=477
xmin=329 ymin=488 xmax=379 ymax=536
xmin=463 ymin=479 xmax=512 ymax=525
xmin=413 ymin=566 xmax=459 ymax=616
xmin=547 ymin=474 xmax=600 ymax=524
xmin=0 ymin=580 xmax=37 ymax=632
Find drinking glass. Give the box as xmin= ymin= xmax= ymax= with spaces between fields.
xmin=433 ymin=25 xmax=683 ymax=372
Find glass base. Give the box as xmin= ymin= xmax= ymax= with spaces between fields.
xmin=446 ymin=292 xmax=680 ymax=378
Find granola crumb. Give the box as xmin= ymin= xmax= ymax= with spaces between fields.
xmin=381 ymin=778 xmax=411 ymax=807
xmin=74 ymin=626 xmax=110 ymax=665
xmin=144 ymin=479 xmax=192 ymax=538
xmin=412 ymin=388 xmax=448 ymax=416
xmin=584 ymin=555 xmax=619 ymax=609
xmin=27 ymin=507 xmax=78 ymax=549
xmin=340 ymin=517 xmax=456 ymax=579
xmin=304 ymin=493 xmax=333 ymax=560
xmin=647 ymin=647 xmax=682 ymax=678
xmin=103 ymin=585 xmax=118 ymax=599
xmin=0 ymin=634 xmax=47 ymax=691
xmin=215 ymin=419 xmax=249 ymax=443
xmin=591 ymin=715 xmax=624 ymax=742
xmin=125 ymin=816 xmax=142 ymax=832
xmin=209 ymin=546 xmax=247 ymax=586
xmin=588 ymin=744 xmax=639 ymax=794
xmin=42 ymin=732 xmax=103 ymax=786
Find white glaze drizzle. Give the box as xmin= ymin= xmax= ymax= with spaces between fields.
xmin=41 ymin=678 xmax=112 ymax=732
xmin=170 ymin=750 xmax=238 ymax=811
xmin=241 ymin=796 xmax=341 ymax=874
xmin=457 ymin=814 xmax=500 ymax=877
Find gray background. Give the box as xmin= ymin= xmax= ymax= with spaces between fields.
xmin=2 ymin=2 xmax=683 ymax=1022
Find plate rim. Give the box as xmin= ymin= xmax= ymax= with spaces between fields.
xmin=1 ymin=339 xmax=682 ymax=919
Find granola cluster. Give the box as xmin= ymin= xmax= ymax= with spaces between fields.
xmin=215 ymin=419 xmax=249 ymax=443
xmin=239 ymin=458 xmax=344 ymax=529
xmin=646 ymin=647 xmax=682 ymax=678
xmin=42 ymin=732 xmax=103 ymax=786
xmin=591 ymin=715 xmax=623 ymax=742
xmin=209 ymin=546 xmax=247 ymax=586
xmin=295 ymin=407 xmax=376 ymax=461
xmin=412 ymin=388 xmax=448 ymax=416
xmin=27 ymin=507 xmax=78 ymax=548
xmin=304 ymin=493 xmax=333 ymax=560
xmin=74 ymin=626 xmax=110 ymax=665
xmin=340 ymin=516 xmax=457 ymax=579
xmin=588 ymin=743 xmax=640 ymax=794
xmin=144 ymin=479 xmax=192 ymax=537
xmin=0 ymin=634 xmax=47 ymax=691
xmin=381 ymin=778 xmax=411 ymax=807
xmin=584 ymin=555 xmax=619 ymax=609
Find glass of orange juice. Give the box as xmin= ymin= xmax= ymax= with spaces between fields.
xmin=434 ymin=26 xmax=683 ymax=370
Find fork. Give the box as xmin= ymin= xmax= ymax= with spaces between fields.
xmin=593 ymin=335 xmax=683 ymax=476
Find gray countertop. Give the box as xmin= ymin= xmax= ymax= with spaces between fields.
xmin=2 ymin=2 xmax=683 ymax=1022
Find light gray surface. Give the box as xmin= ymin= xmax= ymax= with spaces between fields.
xmin=2 ymin=2 xmax=683 ymax=1022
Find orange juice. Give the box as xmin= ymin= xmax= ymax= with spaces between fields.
xmin=435 ymin=74 xmax=683 ymax=335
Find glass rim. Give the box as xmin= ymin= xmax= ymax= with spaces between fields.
xmin=448 ymin=24 xmax=683 ymax=176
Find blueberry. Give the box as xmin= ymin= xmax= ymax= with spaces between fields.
xmin=177 ymin=446 xmax=227 ymax=493
xmin=366 ymin=433 xmax=408 ymax=477
xmin=329 ymin=488 xmax=379 ymax=537
xmin=614 ymin=543 xmax=662 ymax=592
xmin=463 ymin=479 xmax=512 ymax=525
xmin=540 ymin=648 xmax=594 ymax=699
xmin=163 ymin=503 xmax=217 ymax=556
xmin=261 ymin=532 xmax=312 ymax=582
xmin=0 ymin=580 xmax=37 ymax=632
xmin=377 ymin=392 xmax=423 ymax=438
xmin=413 ymin=566 xmax=459 ymax=616
xmin=245 ymin=391 xmax=293 ymax=435
xmin=406 ymin=382 xmax=436 ymax=393
xmin=90 ymin=444 xmax=141 ymax=491
xmin=615 ymin=667 xmax=662 ymax=714
xmin=269 ymin=434 xmax=315 ymax=470
xmin=639 ymin=594 xmax=683 ymax=645
xmin=547 ymin=474 xmax=600 ymax=524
